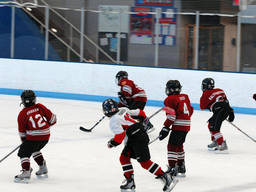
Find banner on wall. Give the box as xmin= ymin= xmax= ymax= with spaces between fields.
xmin=130 ymin=0 xmax=177 ymax=46
xmin=130 ymin=7 xmax=154 ymax=44
xmin=135 ymin=0 xmax=173 ymax=6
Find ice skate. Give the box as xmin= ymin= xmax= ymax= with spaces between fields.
xmin=14 ymin=168 xmax=33 ymax=183
xmin=215 ymin=140 xmax=228 ymax=154
xmin=156 ymin=167 xmax=178 ymax=192
xmin=36 ymin=161 xmax=48 ymax=178
xmin=169 ymin=167 xmax=177 ymax=177
xmin=207 ymin=140 xmax=218 ymax=151
xmin=176 ymin=162 xmax=186 ymax=177
xmin=120 ymin=174 xmax=136 ymax=192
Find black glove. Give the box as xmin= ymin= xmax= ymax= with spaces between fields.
xmin=228 ymin=108 xmax=235 ymax=122
xmin=118 ymin=92 xmax=128 ymax=106
xmin=142 ymin=117 xmax=153 ymax=132
xmin=107 ymin=139 xmax=120 ymax=148
xmin=159 ymin=127 xmax=170 ymax=141
xmin=253 ymin=94 xmax=256 ymax=101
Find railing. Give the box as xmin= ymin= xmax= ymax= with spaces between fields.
xmin=13 ymin=0 xmax=118 ymax=63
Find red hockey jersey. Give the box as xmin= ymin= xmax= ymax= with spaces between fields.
xmin=163 ymin=94 xmax=193 ymax=132
xmin=18 ymin=103 xmax=56 ymax=141
xmin=200 ymin=88 xmax=227 ymax=111
xmin=119 ymin=78 xmax=147 ymax=103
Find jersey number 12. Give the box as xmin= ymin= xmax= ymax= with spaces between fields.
xmin=29 ymin=114 xmax=46 ymax=129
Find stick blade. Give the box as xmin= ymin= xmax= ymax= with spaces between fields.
xmin=79 ymin=126 xmax=92 ymax=132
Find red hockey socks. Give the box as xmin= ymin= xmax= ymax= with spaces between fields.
xmin=211 ymin=131 xmax=224 ymax=145
xmin=167 ymin=144 xmax=179 ymax=168
xmin=120 ymin=153 xmax=134 ymax=179
xmin=140 ymin=160 xmax=164 ymax=176
xmin=32 ymin=151 xmax=44 ymax=166
xmin=177 ymin=145 xmax=185 ymax=166
xmin=20 ymin=157 xmax=30 ymax=171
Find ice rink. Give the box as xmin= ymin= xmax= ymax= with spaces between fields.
xmin=0 ymin=94 xmax=255 ymax=192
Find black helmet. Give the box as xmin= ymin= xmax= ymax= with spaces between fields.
xmin=202 ymin=78 xmax=215 ymax=91
xmin=21 ymin=90 xmax=36 ymax=107
xmin=165 ymin=80 xmax=182 ymax=96
xmin=102 ymin=99 xmax=119 ymax=117
xmin=115 ymin=71 xmax=128 ymax=85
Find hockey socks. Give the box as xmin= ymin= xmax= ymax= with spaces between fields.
xmin=140 ymin=160 xmax=164 ymax=176
xmin=120 ymin=154 xmax=134 ymax=179
xmin=32 ymin=151 xmax=45 ymax=166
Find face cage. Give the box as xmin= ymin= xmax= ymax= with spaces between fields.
xmin=21 ymin=97 xmax=36 ymax=107
xmin=201 ymin=84 xmax=205 ymax=91
xmin=115 ymin=77 xmax=120 ymax=85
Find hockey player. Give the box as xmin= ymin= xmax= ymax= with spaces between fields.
xmin=200 ymin=78 xmax=234 ymax=152
xmin=158 ymin=80 xmax=193 ymax=177
xmin=15 ymin=90 xmax=57 ymax=183
xmin=253 ymin=94 xmax=256 ymax=101
xmin=102 ymin=99 xmax=175 ymax=192
xmin=115 ymin=71 xmax=147 ymax=110
xmin=115 ymin=71 xmax=153 ymax=133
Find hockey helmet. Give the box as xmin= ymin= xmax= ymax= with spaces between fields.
xmin=21 ymin=90 xmax=36 ymax=107
xmin=201 ymin=78 xmax=215 ymax=91
xmin=102 ymin=99 xmax=119 ymax=117
xmin=165 ymin=80 xmax=182 ymax=96
xmin=115 ymin=71 xmax=128 ymax=85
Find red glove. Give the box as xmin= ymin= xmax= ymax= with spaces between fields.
xmin=253 ymin=94 xmax=256 ymax=101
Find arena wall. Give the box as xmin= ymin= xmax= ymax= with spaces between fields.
xmin=0 ymin=58 xmax=255 ymax=114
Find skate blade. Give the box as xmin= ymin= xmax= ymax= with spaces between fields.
xmin=36 ymin=174 xmax=48 ymax=179
xmin=214 ymin=150 xmax=229 ymax=154
xmin=164 ymin=179 xmax=179 ymax=192
xmin=120 ymin=189 xmax=135 ymax=192
xmin=176 ymin=173 xmax=186 ymax=177
xmin=208 ymin=147 xmax=218 ymax=151
xmin=14 ymin=178 xmax=30 ymax=184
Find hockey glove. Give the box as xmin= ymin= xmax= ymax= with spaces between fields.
xmin=159 ymin=127 xmax=170 ymax=141
xmin=118 ymin=92 xmax=128 ymax=106
xmin=228 ymin=108 xmax=235 ymax=122
xmin=142 ymin=117 xmax=151 ymax=128
xmin=107 ymin=139 xmax=120 ymax=148
xmin=253 ymin=94 xmax=256 ymax=101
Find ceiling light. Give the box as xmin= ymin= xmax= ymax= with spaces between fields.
xmin=26 ymin=7 xmax=32 ymax=11
xmin=51 ymin=28 xmax=58 ymax=33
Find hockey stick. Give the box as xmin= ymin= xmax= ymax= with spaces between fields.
xmin=227 ymin=121 xmax=256 ymax=143
xmin=149 ymin=135 xmax=160 ymax=145
xmin=148 ymin=107 xmax=163 ymax=119
xmin=148 ymin=107 xmax=175 ymax=144
xmin=79 ymin=107 xmax=163 ymax=133
xmin=79 ymin=116 xmax=106 ymax=132
xmin=0 ymin=144 xmax=21 ymax=163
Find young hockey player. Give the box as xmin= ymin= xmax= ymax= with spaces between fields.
xmin=102 ymin=99 xmax=177 ymax=192
xmin=115 ymin=71 xmax=153 ymax=132
xmin=115 ymin=71 xmax=147 ymax=110
xmin=200 ymin=78 xmax=234 ymax=152
xmin=158 ymin=80 xmax=193 ymax=177
xmin=15 ymin=90 xmax=57 ymax=183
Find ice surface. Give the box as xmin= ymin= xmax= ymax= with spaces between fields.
xmin=0 ymin=95 xmax=255 ymax=192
